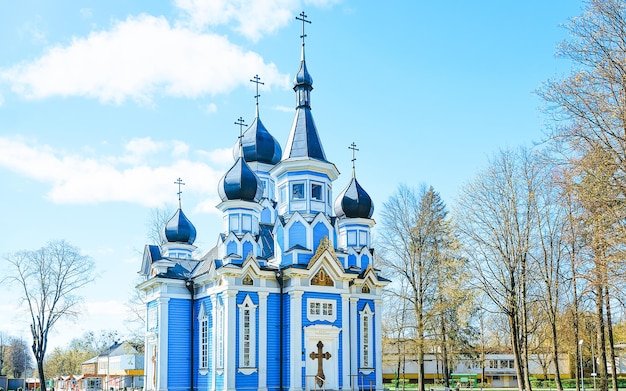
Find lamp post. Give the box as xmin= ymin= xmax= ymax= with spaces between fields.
xmin=579 ymin=340 xmax=584 ymax=391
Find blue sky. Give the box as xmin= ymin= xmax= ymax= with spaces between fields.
xmin=0 ymin=0 xmax=583 ymax=350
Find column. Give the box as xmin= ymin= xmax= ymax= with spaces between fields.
xmin=374 ymin=299 xmax=383 ymax=391
xmin=341 ymin=294 xmax=351 ymax=390
xmin=258 ymin=291 xmax=269 ymax=391
xmin=349 ymin=297 xmax=359 ymax=391
xmin=210 ymin=296 xmax=217 ymax=391
xmin=289 ymin=290 xmax=303 ymax=391
xmin=157 ymin=297 xmax=170 ymax=391
xmin=225 ymin=290 xmax=238 ymax=391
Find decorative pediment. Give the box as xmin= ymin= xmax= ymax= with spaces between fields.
xmin=307 ymin=236 xmax=342 ymax=270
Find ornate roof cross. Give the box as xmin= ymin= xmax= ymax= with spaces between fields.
xmin=174 ymin=177 xmax=185 ymax=208
xmin=309 ymin=340 xmax=331 ymax=387
xmin=234 ymin=116 xmax=247 ymax=153
xmin=250 ymin=74 xmax=264 ymax=108
xmin=349 ymin=142 xmax=359 ymax=177
xmin=296 ymin=11 xmax=311 ymax=46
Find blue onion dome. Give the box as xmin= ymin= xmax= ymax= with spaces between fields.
xmin=218 ymin=157 xmax=263 ymax=202
xmin=334 ymin=177 xmax=374 ymax=219
xmin=233 ymin=116 xmax=282 ymax=165
xmin=294 ymin=58 xmax=313 ymax=87
xmin=163 ymin=208 xmax=197 ymax=244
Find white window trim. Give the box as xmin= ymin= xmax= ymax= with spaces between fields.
xmin=291 ymin=182 xmax=305 ymax=200
xmin=311 ymin=182 xmax=324 ymax=201
xmin=198 ymin=303 xmax=209 ymax=372
xmin=359 ymin=303 xmax=374 ymax=373
xmin=147 ymin=305 xmax=157 ymax=331
xmin=306 ymin=298 xmax=336 ymax=323
xmin=237 ymin=295 xmax=258 ymax=373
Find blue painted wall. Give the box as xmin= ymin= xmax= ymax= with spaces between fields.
xmin=227 ymin=241 xmax=237 ymax=256
xmin=312 ymin=221 xmax=329 ymax=251
xmin=242 ymin=241 xmax=253 ymax=259
xmin=168 ymin=298 xmax=191 ymax=391
xmin=289 ymin=221 xmax=306 ymax=249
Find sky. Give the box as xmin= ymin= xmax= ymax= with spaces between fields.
xmin=0 ymin=0 xmax=586 ymax=353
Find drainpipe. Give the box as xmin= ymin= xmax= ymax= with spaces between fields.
xmin=185 ymin=280 xmax=194 ymax=391
xmin=275 ymin=270 xmax=284 ymax=391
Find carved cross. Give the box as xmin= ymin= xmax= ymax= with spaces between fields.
xmin=309 ymin=340 xmax=331 ymax=387
xmin=151 ymin=346 xmax=157 ymax=387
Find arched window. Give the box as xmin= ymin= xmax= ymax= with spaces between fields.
xmin=238 ymin=295 xmax=258 ymax=373
xmin=360 ymin=303 xmax=374 ymax=369
xmin=198 ymin=303 xmax=209 ymax=370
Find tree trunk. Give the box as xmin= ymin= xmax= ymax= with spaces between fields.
xmin=571 ymin=241 xmax=581 ymax=391
xmin=440 ymin=316 xmax=450 ymax=388
xmin=520 ymin=254 xmax=532 ymax=391
xmin=595 ymin=283 xmax=608 ymax=391
xmin=551 ymin=317 xmax=564 ymax=391
xmin=604 ymin=287 xmax=618 ymax=391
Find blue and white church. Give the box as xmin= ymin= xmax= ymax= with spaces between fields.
xmin=137 ymin=13 xmax=389 ymax=391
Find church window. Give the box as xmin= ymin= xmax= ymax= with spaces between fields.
xmin=229 ymin=214 xmax=239 ymax=232
xmin=242 ymin=214 xmax=252 ymax=232
xmin=311 ymin=183 xmax=323 ymax=200
xmin=362 ymin=284 xmax=371 ymax=294
xmin=280 ymin=185 xmax=286 ymax=203
xmin=198 ymin=303 xmax=208 ymax=369
xmin=291 ymin=183 xmax=305 ymax=200
xmin=238 ymin=295 xmax=257 ymax=371
xmin=347 ymin=230 xmax=357 ymax=246
xmin=216 ymin=302 xmax=224 ymax=369
xmin=306 ymin=298 xmax=336 ymax=322
xmin=360 ymin=304 xmax=374 ymax=369
xmin=359 ymin=230 xmax=368 ymax=246
xmin=261 ymin=179 xmax=268 ymax=197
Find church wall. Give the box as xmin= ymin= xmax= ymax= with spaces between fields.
xmin=167 ymin=298 xmax=191 ymax=391
xmin=263 ymin=289 xmax=294 ymax=391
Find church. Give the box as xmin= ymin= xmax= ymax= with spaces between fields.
xmin=137 ymin=13 xmax=389 ymax=391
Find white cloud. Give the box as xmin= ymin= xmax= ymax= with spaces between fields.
xmin=0 ymin=136 xmax=226 ymax=208
xmin=204 ymin=102 xmax=218 ymax=114
xmin=1 ymin=14 xmax=290 ymax=104
xmin=174 ymin=0 xmax=298 ymax=42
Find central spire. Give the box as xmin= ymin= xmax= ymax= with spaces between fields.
xmin=282 ymin=11 xmax=327 ymax=162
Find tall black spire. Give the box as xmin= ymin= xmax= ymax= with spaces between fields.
xmin=283 ymin=12 xmax=327 ymax=162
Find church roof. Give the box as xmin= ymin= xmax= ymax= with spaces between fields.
xmin=162 ymin=208 xmax=197 ymax=244
xmin=218 ymin=156 xmax=264 ymax=202
xmin=282 ymin=40 xmax=328 ymax=163
xmin=334 ymin=176 xmax=374 ymax=219
xmin=282 ymin=107 xmax=327 ymax=161
xmin=236 ymin=115 xmax=282 ymax=165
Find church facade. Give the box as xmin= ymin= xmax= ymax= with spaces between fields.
xmin=137 ymin=15 xmax=388 ymax=391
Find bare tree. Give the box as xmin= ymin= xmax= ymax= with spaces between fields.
xmin=5 ymin=337 xmax=32 ymax=379
xmin=4 ymin=240 xmax=95 ymax=389
xmin=378 ymin=184 xmax=460 ymax=391
xmin=539 ymin=3 xmax=626 ymax=387
xmin=457 ymin=148 xmax=542 ymax=391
